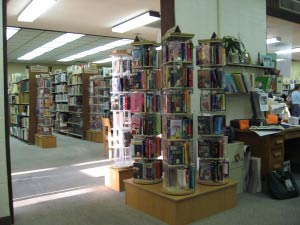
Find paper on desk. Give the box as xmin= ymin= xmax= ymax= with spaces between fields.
xmin=253 ymin=130 xmax=281 ymax=136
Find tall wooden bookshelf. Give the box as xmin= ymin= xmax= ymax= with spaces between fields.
xmin=197 ymin=39 xmax=229 ymax=185
xmin=130 ymin=39 xmax=163 ymax=184
xmin=161 ymin=27 xmax=196 ymax=195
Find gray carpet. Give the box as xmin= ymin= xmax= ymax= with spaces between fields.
xmin=10 ymin=134 xmax=300 ymax=225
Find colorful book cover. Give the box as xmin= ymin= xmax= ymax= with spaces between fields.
xmin=213 ymin=115 xmax=226 ymax=135
xmin=168 ymin=145 xmax=184 ymax=165
xmin=198 ymin=116 xmax=212 ymax=134
xmin=200 ymin=94 xmax=211 ymax=112
xmin=199 ymin=160 xmax=212 ymax=181
xmin=131 ymin=115 xmax=142 ymax=135
xmin=198 ymin=70 xmax=211 ymax=88
xmin=170 ymin=119 xmax=182 ymax=139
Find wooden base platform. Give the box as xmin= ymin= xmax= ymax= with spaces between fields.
xmin=105 ymin=167 xmax=133 ymax=192
xmin=86 ymin=129 xmax=103 ymax=143
xmin=34 ymin=134 xmax=57 ymax=148
xmin=124 ymin=178 xmax=237 ymax=225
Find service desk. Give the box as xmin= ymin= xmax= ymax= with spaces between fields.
xmin=235 ymin=127 xmax=300 ymax=177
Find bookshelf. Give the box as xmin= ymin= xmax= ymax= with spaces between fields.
xmin=161 ymin=27 xmax=196 ymax=195
xmin=8 ymin=73 xmax=30 ymax=143
xmin=52 ymin=72 xmax=69 ymax=134
xmin=197 ymin=39 xmax=228 ymax=185
xmin=35 ymin=74 xmax=56 ymax=148
xmin=109 ymin=50 xmax=133 ymax=168
xmin=130 ymin=39 xmax=163 ymax=184
xmin=87 ymin=74 xmax=111 ymax=143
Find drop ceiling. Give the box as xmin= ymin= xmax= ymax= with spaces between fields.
xmin=6 ymin=0 xmax=300 ymax=64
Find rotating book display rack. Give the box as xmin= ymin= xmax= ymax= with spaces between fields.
xmin=110 ymin=50 xmax=133 ymax=168
xmin=131 ymin=39 xmax=163 ymax=184
xmin=161 ymin=27 xmax=196 ymax=195
xmin=197 ymin=39 xmax=229 ymax=185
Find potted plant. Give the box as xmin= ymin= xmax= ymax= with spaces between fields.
xmin=223 ymin=36 xmax=246 ymax=63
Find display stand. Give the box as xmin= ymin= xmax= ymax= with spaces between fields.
xmin=161 ymin=26 xmax=196 ymax=195
xmin=197 ymin=39 xmax=228 ymax=185
xmin=110 ymin=50 xmax=133 ymax=168
xmin=124 ymin=178 xmax=237 ymax=225
xmin=105 ymin=167 xmax=133 ymax=192
xmin=130 ymin=38 xmax=163 ymax=184
xmin=35 ymin=73 xmax=56 ymax=148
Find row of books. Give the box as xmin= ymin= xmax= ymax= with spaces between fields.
xmin=10 ymin=126 xmax=28 ymax=141
xmin=200 ymin=93 xmax=226 ymax=112
xmin=163 ymin=164 xmax=196 ymax=190
xmin=162 ymin=40 xmax=193 ymax=63
xmin=163 ymin=141 xmax=191 ymax=165
xmin=198 ymin=115 xmax=226 ymax=135
xmin=38 ymin=88 xmax=52 ymax=97
xmin=130 ymin=92 xmax=161 ymax=113
xmin=199 ymin=160 xmax=228 ymax=183
xmin=54 ymin=84 xmax=67 ymax=93
xmin=112 ymin=56 xmax=132 ymax=75
xmin=10 ymin=115 xmax=29 ymax=128
xmin=132 ymin=46 xmax=157 ymax=68
xmin=163 ymin=64 xmax=193 ymax=88
xmin=162 ymin=91 xmax=191 ymax=113
xmin=111 ymin=77 xmax=131 ymax=92
xmin=162 ymin=117 xmax=193 ymax=140
xmin=9 ymin=93 xmax=29 ymax=104
xmin=37 ymin=108 xmax=52 ymax=117
xmin=224 ymin=72 xmax=254 ymax=93
xmin=111 ymin=95 xmax=129 ymax=110
xmin=90 ymin=89 xmax=110 ymax=97
xmin=37 ymin=78 xmax=52 ymax=88
xmin=198 ymin=69 xmax=224 ymax=89
xmin=54 ymin=72 xmax=67 ymax=84
xmin=20 ymin=80 xmax=29 ymax=92
xmin=37 ymin=98 xmax=53 ymax=108
xmin=131 ymin=70 xmax=161 ymax=90
xmin=68 ymin=86 xmax=82 ymax=95
xmin=90 ymin=103 xmax=110 ymax=114
xmin=198 ymin=137 xmax=223 ymax=158
xmin=68 ymin=74 xmax=83 ymax=85
xmin=9 ymin=104 xmax=29 ymax=116
xmin=131 ymin=114 xmax=160 ymax=136
xmin=132 ymin=137 xmax=161 ymax=158
xmin=55 ymin=103 xmax=68 ymax=111
xmin=90 ymin=115 xmax=103 ymax=130
xmin=89 ymin=96 xmax=110 ymax=105
xmin=133 ymin=160 xmax=162 ymax=180
xmin=69 ymin=96 xmax=82 ymax=106
xmin=55 ymin=94 xmax=68 ymax=102
xmin=196 ymin=42 xmax=225 ymax=65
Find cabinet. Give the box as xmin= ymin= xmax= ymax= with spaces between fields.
xmin=224 ymin=141 xmax=244 ymax=193
xmin=197 ymin=39 xmax=228 ymax=185
xmin=130 ymin=39 xmax=163 ymax=184
xmin=161 ymin=27 xmax=196 ymax=195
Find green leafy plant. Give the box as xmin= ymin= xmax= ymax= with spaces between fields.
xmin=222 ymin=36 xmax=246 ymax=60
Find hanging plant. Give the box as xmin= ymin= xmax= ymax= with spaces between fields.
xmin=223 ymin=36 xmax=246 ymax=63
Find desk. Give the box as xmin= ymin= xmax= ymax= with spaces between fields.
xmin=235 ymin=127 xmax=300 ymax=177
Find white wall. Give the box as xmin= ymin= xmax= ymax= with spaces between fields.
xmin=8 ymin=63 xmax=68 ymax=76
xmin=0 ymin=0 xmax=11 ymax=219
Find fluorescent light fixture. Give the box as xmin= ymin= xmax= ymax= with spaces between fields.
xmin=275 ymin=48 xmax=300 ymax=55
xmin=18 ymin=0 xmax=57 ymax=22
xmin=276 ymin=59 xmax=285 ymax=62
xmin=112 ymin=11 xmax=160 ymax=33
xmin=18 ymin=33 xmax=84 ymax=60
xmin=267 ymin=37 xmax=281 ymax=45
xmin=6 ymin=27 xmax=20 ymax=40
xmin=93 ymin=58 xmax=112 ymax=64
xmin=58 ymin=39 xmax=133 ymax=62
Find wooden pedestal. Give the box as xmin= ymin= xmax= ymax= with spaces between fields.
xmin=105 ymin=167 xmax=133 ymax=192
xmin=124 ymin=178 xmax=237 ymax=225
xmin=34 ymin=134 xmax=57 ymax=148
xmin=86 ymin=129 xmax=103 ymax=143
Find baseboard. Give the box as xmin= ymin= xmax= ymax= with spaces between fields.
xmin=0 ymin=216 xmax=11 ymax=225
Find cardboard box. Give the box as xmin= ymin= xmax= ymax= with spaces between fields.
xmin=86 ymin=129 xmax=103 ymax=143
xmin=35 ymin=134 xmax=57 ymax=148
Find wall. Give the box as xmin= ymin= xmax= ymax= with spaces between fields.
xmin=0 ymin=0 xmax=12 ymax=223
xmin=8 ymin=63 xmax=68 ymax=76
xmin=291 ymin=60 xmax=300 ymax=81
xmin=174 ymin=0 xmax=267 ymax=124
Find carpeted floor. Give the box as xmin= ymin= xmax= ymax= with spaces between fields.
xmin=10 ymin=134 xmax=300 ymax=225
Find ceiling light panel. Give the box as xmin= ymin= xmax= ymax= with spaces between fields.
xmin=93 ymin=58 xmax=112 ymax=64
xmin=18 ymin=0 xmax=57 ymax=22
xmin=6 ymin=27 xmax=20 ymax=40
xmin=112 ymin=11 xmax=160 ymax=33
xmin=18 ymin=33 xmax=84 ymax=60
xmin=58 ymin=39 xmax=133 ymax=62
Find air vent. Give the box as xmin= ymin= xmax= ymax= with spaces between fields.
xmin=280 ymin=0 xmax=300 ymax=14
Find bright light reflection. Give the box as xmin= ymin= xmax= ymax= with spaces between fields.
xmin=72 ymin=159 xmax=112 ymax=167
xmin=14 ymin=186 xmax=100 ymax=208
xmin=80 ymin=165 xmax=110 ymax=178
xmin=12 ymin=167 xmax=57 ymax=176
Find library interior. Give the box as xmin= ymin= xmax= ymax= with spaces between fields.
xmin=1 ymin=0 xmax=300 ymax=225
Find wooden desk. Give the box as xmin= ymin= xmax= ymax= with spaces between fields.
xmin=235 ymin=127 xmax=300 ymax=177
